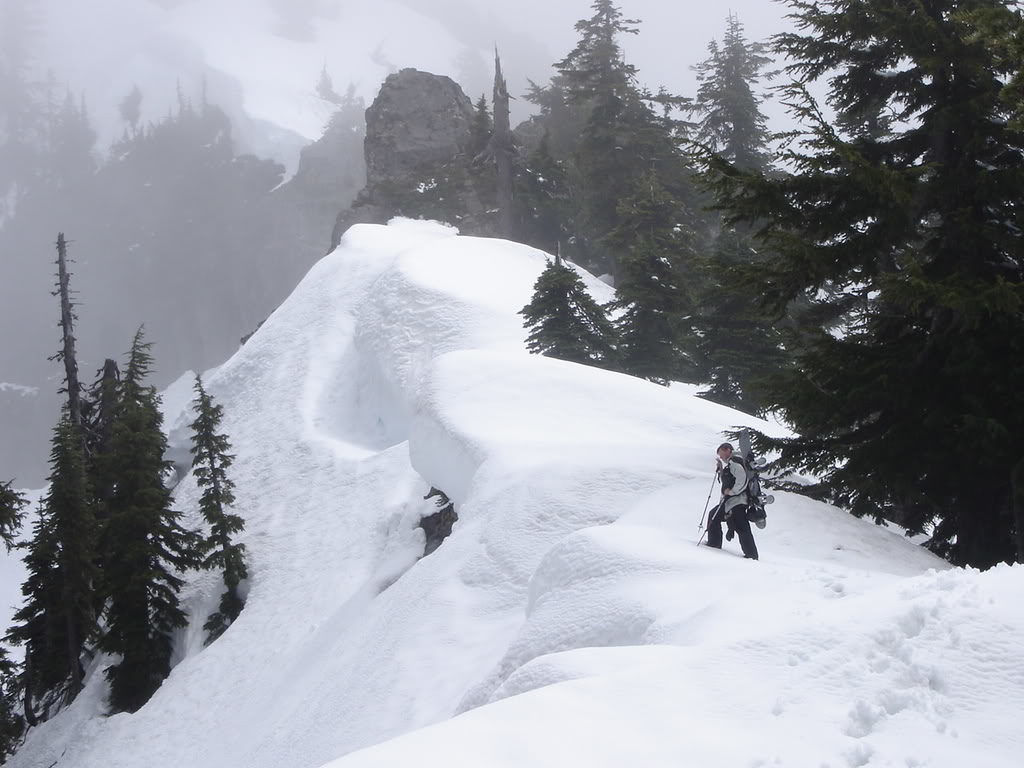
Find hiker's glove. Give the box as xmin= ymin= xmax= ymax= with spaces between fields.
xmin=725 ymin=528 xmax=735 ymax=542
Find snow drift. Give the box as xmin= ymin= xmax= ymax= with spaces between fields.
xmin=7 ymin=219 xmax=1022 ymax=768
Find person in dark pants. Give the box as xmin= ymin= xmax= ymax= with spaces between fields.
xmin=705 ymin=442 xmax=759 ymax=560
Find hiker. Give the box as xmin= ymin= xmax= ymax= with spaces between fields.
xmin=706 ymin=442 xmax=759 ymax=560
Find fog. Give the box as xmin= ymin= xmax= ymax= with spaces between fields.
xmin=34 ymin=0 xmax=790 ymax=168
xmin=1 ymin=0 xmax=793 ymax=484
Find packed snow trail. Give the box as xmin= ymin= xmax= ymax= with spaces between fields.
xmin=7 ymin=220 xmax=1021 ymax=768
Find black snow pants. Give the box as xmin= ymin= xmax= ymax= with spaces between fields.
xmin=706 ymin=502 xmax=759 ymax=560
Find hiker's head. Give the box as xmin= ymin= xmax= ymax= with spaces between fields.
xmin=717 ymin=442 xmax=734 ymax=461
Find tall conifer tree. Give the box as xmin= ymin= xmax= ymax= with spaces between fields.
xmin=6 ymin=484 xmax=68 ymax=723
xmin=99 ymin=329 xmax=200 ymax=712
xmin=13 ymin=417 xmax=96 ymax=701
xmin=556 ymin=0 xmax=642 ymax=274
xmin=470 ymin=94 xmax=492 ymax=158
xmin=517 ymin=133 xmax=573 ymax=254
xmin=608 ymin=170 xmax=699 ymax=384
xmin=5 ymin=235 xmax=97 ymax=720
xmin=189 ymin=375 xmax=247 ymax=644
xmin=520 ymin=252 xmax=617 ymax=368
xmin=714 ymin=0 xmax=1024 ymax=567
xmin=691 ymin=13 xmax=772 ymax=171
xmin=7 ymin=417 xmax=96 ymax=717
xmin=689 ymin=14 xmax=782 ymax=412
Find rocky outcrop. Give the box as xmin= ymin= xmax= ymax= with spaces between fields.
xmin=365 ymin=69 xmax=476 ymax=186
xmin=332 ymin=68 xmax=494 ymax=248
xmin=420 ymin=487 xmax=458 ymax=557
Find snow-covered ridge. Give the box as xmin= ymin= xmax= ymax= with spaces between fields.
xmin=9 ymin=219 xmax=1021 ymax=768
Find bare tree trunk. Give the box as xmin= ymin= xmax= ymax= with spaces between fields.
xmin=492 ymin=51 xmax=516 ymax=239
xmin=63 ymin=596 xmax=82 ymax=700
xmin=23 ymin=652 xmax=37 ymax=727
xmin=55 ymin=233 xmax=86 ymax=699
xmin=54 ymin=233 xmax=83 ymax=430
xmin=1013 ymin=458 xmax=1024 ymax=565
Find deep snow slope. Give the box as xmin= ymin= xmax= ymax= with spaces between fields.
xmin=8 ymin=220 xmax=1021 ymax=768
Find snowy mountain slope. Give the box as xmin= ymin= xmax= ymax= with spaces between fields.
xmin=330 ymin=563 xmax=1023 ymax=768
xmin=8 ymin=220 xmax=1021 ymax=768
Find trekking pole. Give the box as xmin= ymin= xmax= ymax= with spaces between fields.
xmin=696 ymin=469 xmax=721 ymax=544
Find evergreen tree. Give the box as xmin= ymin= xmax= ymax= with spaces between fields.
xmin=520 ymin=252 xmax=616 ymax=368
xmin=557 ymin=0 xmax=639 ymax=105
xmin=119 ymin=85 xmax=142 ymax=134
xmin=523 ymin=75 xmax=588 ymax=160
xmin=99 ymin=329 xmax=200 ymax=713
xmin=316 ymin=64 xmax=342 ymax=105
xmin=469 ymin=94 xmax=492 ymax=158
xmin=83 ymin=359 xmax=121 ymax=511
xmin=714 ymin=0 xmax=1024 ymax=568
xmin=549 ymin=2 xmax=702 ymax=280
xmin=692 ymin=228 xmax=785 ymax=412
xmin=689 ymin=14 xmax=783 ymax=412
xmin=46 ymin=92 xmax=96 ymax=191
xmin=6 ymin=507 xmax=59 ymax=726
xmin=0 ymin=647 xmax=24 ymax=761
xmin=517 ymin=132 xmax=574 ymax=253
xmin=0 ymin=480 xmax=26 ymax=551
xmin=4 ymin=237 xmax=97 ymax=719
xmin=555 ymin=0 xmax=642 ymax=274
xmin=6 ymin=416 xmax=96 ymax=718
xmin=608 ymin=170 xmax=699 ymax=384
xmin=691 ymin=13 xmax=773 ymax=170
xmin=81 ymin=359 xmax=121 ymax=623
xmin=189 ymin=374 xmax=247 ymax=644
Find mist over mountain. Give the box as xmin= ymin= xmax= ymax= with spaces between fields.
xmin=1 ymin=0 xmax=788 ymax=486
xmin=31 ymin=0 xmax=788 ymax=169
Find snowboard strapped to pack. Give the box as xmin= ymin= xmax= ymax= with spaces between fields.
xmin=737 ymin=429 xmax=771 ymax=528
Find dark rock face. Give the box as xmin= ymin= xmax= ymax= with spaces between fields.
xmin=331 ymin=69 xmax=491 ymax=248
xmin=275 ymin=104 xmax=366 ymax=256
xmin=420 ymin=487 xmax=458 ymax=557
xmin=364 ymin=69 xmax=476 ymax=186
xmin=289 ymin=113 xmax=366 ymax=209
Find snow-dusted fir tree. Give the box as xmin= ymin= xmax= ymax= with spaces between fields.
xmin=99 ymin=329 xmax=200 ymax=713
xmin=520 ymin=252 xmax=617 ymax=368
xmin=189 ymin=374 xmax=247 ymax=644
